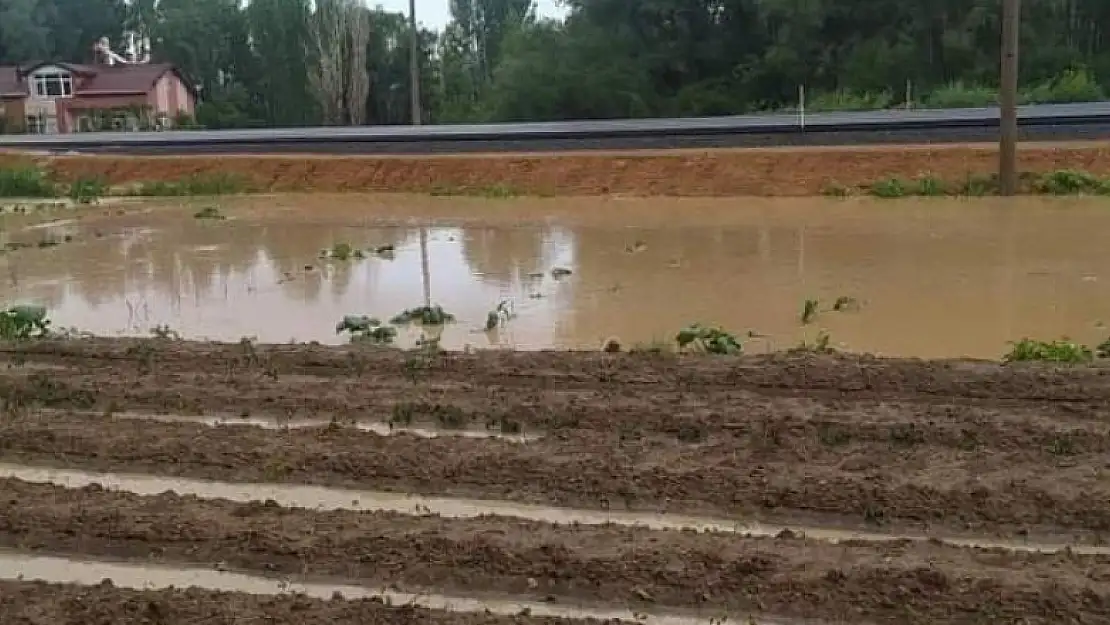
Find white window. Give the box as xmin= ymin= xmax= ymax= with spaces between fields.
xmin=32 ymin=72 xmax=73 ymax=98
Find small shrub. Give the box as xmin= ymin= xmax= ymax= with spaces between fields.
xmin=1024 ymin=68 xmax=1105 ymax=104
xmin=869 ymin=177 xmax=907 ymax=198
xmin=321 ymin=242 xmax=363 ymax=261
xmin=1004 ymin=338 xmax=1092 ymax=364
xmin=914 ymin=175 xmax=945 ymax=196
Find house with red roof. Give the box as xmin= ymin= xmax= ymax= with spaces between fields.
xmin=0 ymin=61 xmax=196 ymax=134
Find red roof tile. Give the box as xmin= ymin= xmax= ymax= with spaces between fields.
xmin=0 ymin=62 xmax=193 ymax=97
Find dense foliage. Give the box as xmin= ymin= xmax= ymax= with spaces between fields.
xmin=1 ymin=0 xmax=1108 ymax=127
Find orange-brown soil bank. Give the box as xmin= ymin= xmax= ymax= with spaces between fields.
xmin=4 ymin=141 xmax=1110 ymax=196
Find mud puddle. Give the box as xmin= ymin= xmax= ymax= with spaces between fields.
xmin=1 ymin=462 xmax=1102 ymax=555
xmin=4 ymin=194 xmax=1110 ymax=357
xmin=53 ymin=410 xmax=536 ymax=442
xmin=0 ymin=551 xmax=789 ymax=625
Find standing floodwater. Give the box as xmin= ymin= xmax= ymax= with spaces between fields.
xmin=0 ymin=193 xmax=1107 ymax=358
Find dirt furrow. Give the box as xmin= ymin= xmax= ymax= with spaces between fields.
xmin=2 ymin=364 xmax=1107 ymax=450
xmin=0 ymin=478 xmax=1106 ymax=624
xmin=2 ymin=412 xmax=1109 ymax=534
xmin=0 ymin=580 xmax=612 ymax=625
xmin=4 ymin=339 xmax=1110 ymax=403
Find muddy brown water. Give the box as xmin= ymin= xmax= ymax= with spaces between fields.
xmin=3 ymin=194 xmax=1110 ymax=357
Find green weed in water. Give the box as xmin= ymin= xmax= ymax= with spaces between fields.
xmin=391 ymin=305 xmax=456 ymax=326
xmin=0 ymin=305 xmax=51 ymax=340
xmin=193 ymin=206 xmax=226 ymax=220
xmin=321 ymin=242 xmax=363 ymax=261
xmin=1004 ymin=338 xmax=1093 ymax=364
xmin=336 ymin=315 xmax=396 ymax=344
xmin=675 ymin=324 xmax=742 ymax=355
xmin=801 ymin=298 xmax=820 ymax=325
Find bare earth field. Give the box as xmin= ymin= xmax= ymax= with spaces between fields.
xmin=5 ymin=140 xmax=1110 ymax=195
xmin=1 ymin=338 xmax=1109 ymax=624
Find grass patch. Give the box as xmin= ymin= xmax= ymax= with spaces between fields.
xmin=336 ymin=315 xmax=397 ymax=344
xmin=320 ymin=242 xmax=364 ymax=261
xmin=0 ymin=166 xmax=57 ymax=198
xmin=868 ymin=177 xmax=907 ymax=198
xmin=429 ymin=183 xmax=524 ymax=198
xmin=133 ymin=173 xmax=249 ymax=197
xmin=67 ymin=177 xmax=108 ymax=204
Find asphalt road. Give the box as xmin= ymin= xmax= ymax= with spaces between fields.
xmin=2 ymin=102 xmax=1109 ymax=155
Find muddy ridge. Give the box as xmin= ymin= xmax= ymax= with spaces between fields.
xmin=4 ymin=142 xmax=1110 ymax=196
xmin=1 ymin=478 xmax=1108 ymax=624
xmin=2 ymin=409 xmax=1108 ymax=534
xmin=0 ymin=580 xmax=603 ymax=625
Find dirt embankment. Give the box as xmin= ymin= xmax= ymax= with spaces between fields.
xmin=0 ymin=478 xmax=1106 ymax=624
xmin=4 ymin=142 xmax=1110 ymax=196
xmin=0 ymin=580 xmax=595 ymax=625
xmin=2 ymin=340 xmax=1110 ymax=535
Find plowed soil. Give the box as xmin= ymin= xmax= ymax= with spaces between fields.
xmin=5 ymin=141 xmax=1110 ymax=196
xmin=0 ymin=580 xmax=595 ymax=625
xmin=0 ymin=478 xmax=1107 ymax=624
xmin=1 ymin=340 xmax=1109 ymax=536
xmin=3 ymin=338 xmax=1110 ymax=624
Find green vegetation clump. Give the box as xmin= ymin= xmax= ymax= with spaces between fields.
xmin=391 ymin=305 xmax=456 ymax=326
xmin=1004 ymin=338 xmax=1094 ymax=364
xmin=67 ymin=177 xmax=108 ymax=204
xmin=854 ymin=169 xmax=1110 ymax=198
xmin=320 ymin=242 xmax=364 ymax=260
xmin=134 ymin=173 xmax=249 ymax=197
xmin=0 ymin=167 xmax=56 ymax=198
xmin=675 ymin=324 xmax=742 ymax=355
xmin=0 ymin=305 xmax=51 ymax=340
xmin=193 ymin=206 xmax=227 ymax=220
xmin=336 ymin=315 xmax=397 ymax=344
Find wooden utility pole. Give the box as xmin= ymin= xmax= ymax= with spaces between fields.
xmin=999 ymin=0 xmax=1021 ymax=195
xmin=409 ymin=0 xmax=421 ymax=125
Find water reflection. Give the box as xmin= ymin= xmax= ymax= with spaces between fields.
xmin=1 ymin=194 xmax=1109 ymax=358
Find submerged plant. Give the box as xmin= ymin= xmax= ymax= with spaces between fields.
xmin=321 ymin=242 xmax=364 ymax=261
xmin=485 ymin=300 xmax=515 ymax=331
xmin=675 ymin=324 xmax=742 ymax=355
xmin=336 ymin=315 xmax=397 ymax=344
xmin=831 ymin=296 xmax=859 ymax=312
xmin=1004 ymin=338 xmax=1093 ymax=364
xmin=0 ymin=305 xmax=51 ymax=340
xmin=801 ymin=298 xmax=820 ymax=325
xmin=193 ymin=206 xmax=226 ymax=220
xmin=391 ymin=305 xmax=456 ymax=326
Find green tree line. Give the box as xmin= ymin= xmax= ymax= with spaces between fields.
xmin=1 ymin=0 xmax=1109 ymax=128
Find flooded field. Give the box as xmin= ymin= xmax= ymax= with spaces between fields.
xmin=2 ymin=339 xmax=1110 ymax=624
xmin=2 ymin=193 xmax=1110 ymax=357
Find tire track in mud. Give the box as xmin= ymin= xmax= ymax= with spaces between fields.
xmin=0 ymin=478 xmax=1107 ymax=624
xmin=2 ymin=411 xmax=1109 ymax=534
